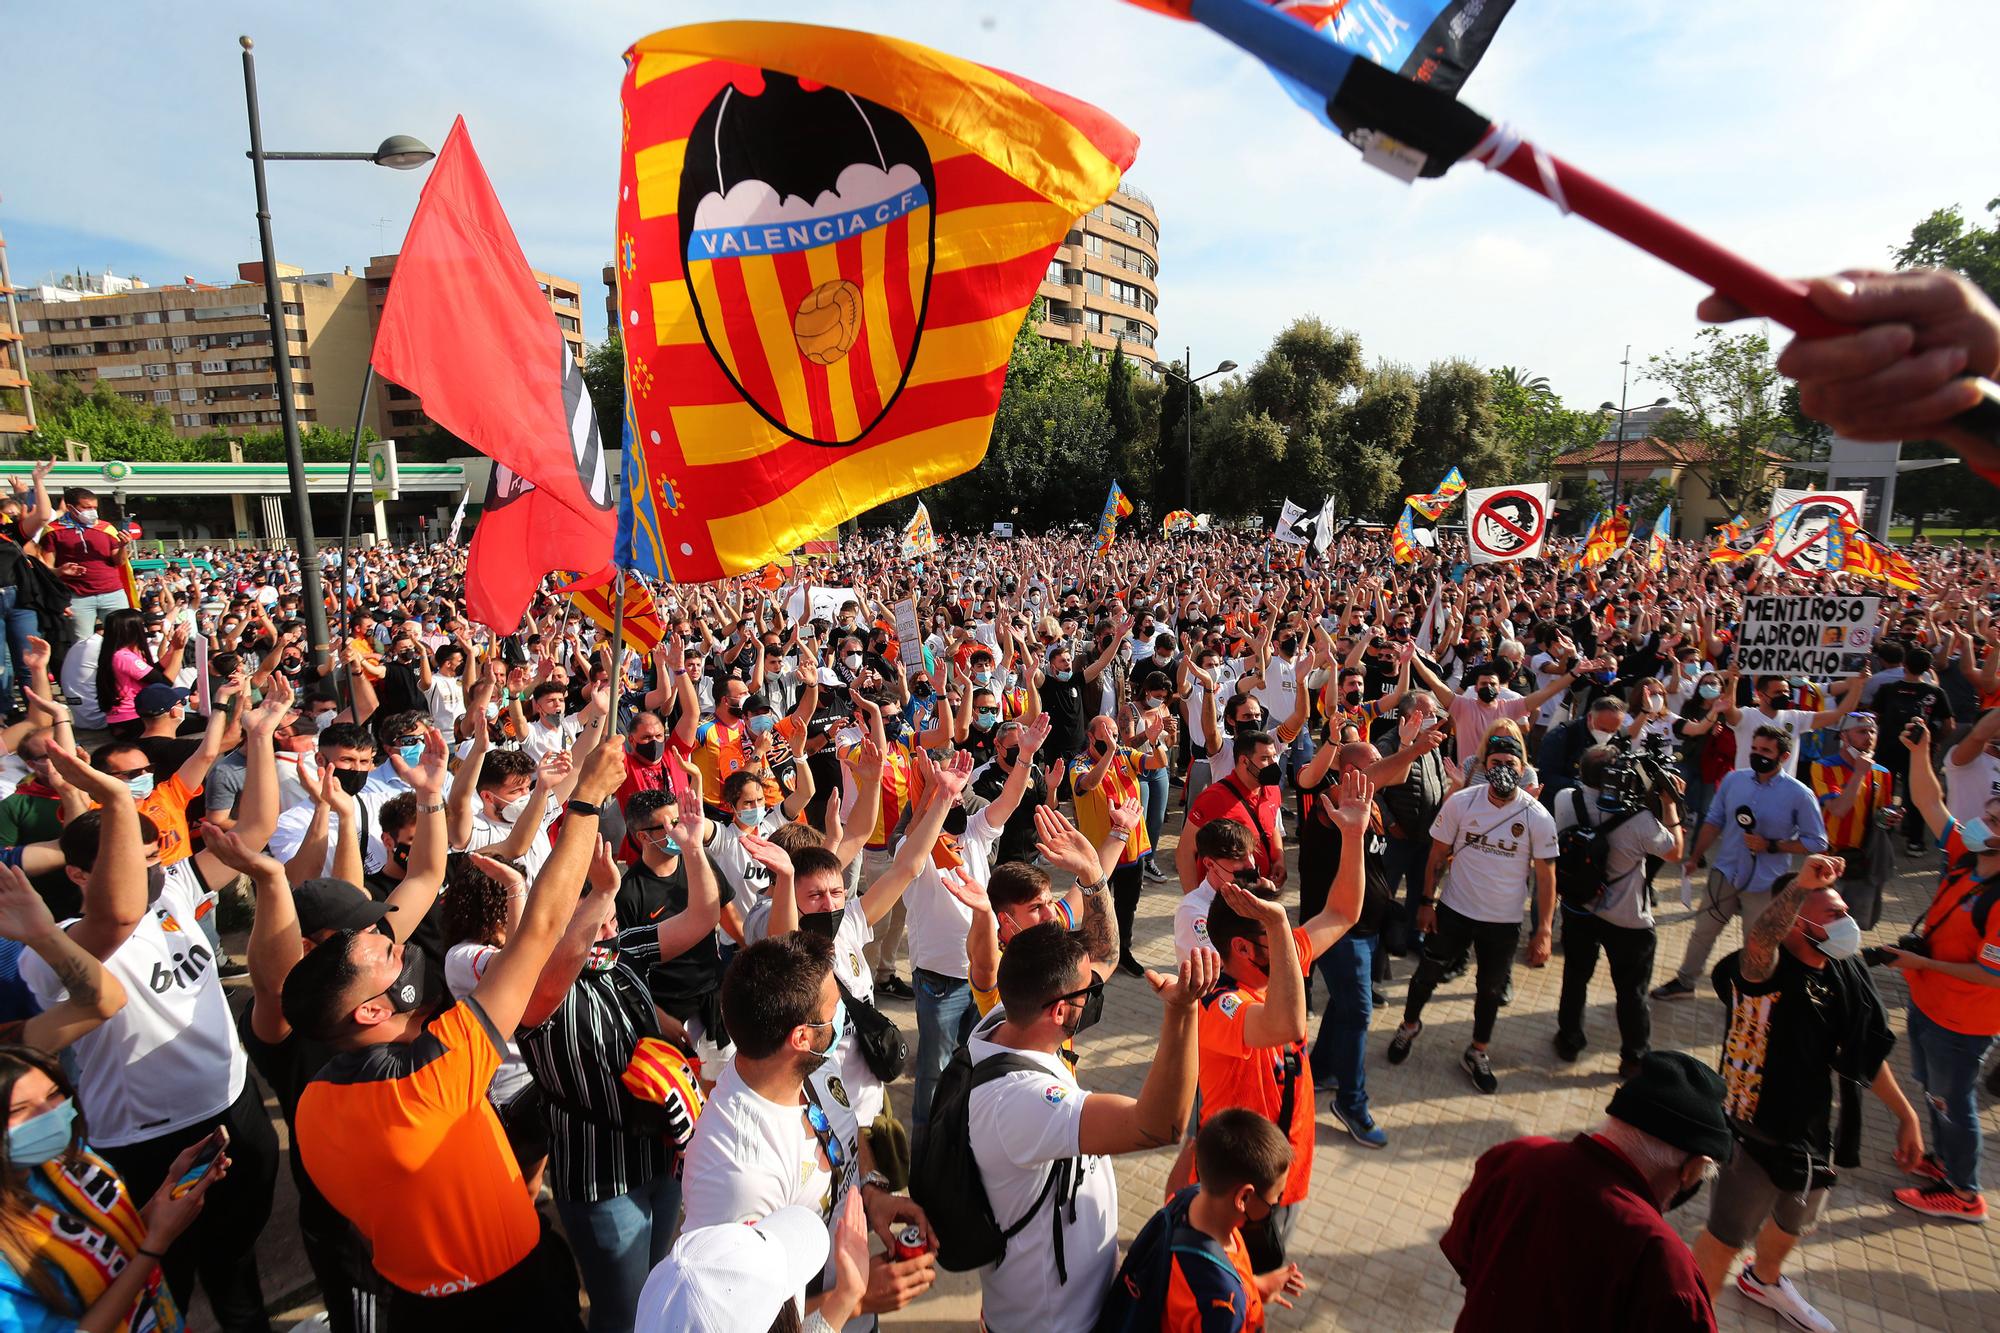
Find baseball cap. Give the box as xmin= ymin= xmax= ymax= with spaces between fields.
xmin=135 ymin=684 xmax=191 ymax=718
xmin=634 ymin=1205 xmax=829 ymax=1333
xmin=294 ymin=878 xmax=395 ymax=936
xmin=1607 ymin=1051 xmax=1733 ymax=1161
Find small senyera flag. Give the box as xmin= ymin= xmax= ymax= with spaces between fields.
xmin=1647 ymin=504 xmax=1672 ymax=571
xmin=558 ymin=571 xmax=666 ymax=656
xmin=1406 ymin=466 xmax=1466 ymax=521
xmin=1096 ymin=482 xmax=1133 ymax=553
xmin=615 ymin=22 xmax=1137 ymax=581
xmin=1390 ymin=504 xmax=1419 ymax=564
xmin=372 ymin=118 xmax=615 ymax=630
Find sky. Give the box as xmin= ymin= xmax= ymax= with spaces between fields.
xmin=6 ymin=1 xmax=1995 ymax=414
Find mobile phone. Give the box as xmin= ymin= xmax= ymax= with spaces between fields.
xmin=170 ymin=1127 xmax=228 ymax=1199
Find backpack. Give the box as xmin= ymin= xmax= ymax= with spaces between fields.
xmin=1554 ymin=788 xmax=1639 ymax=910
xmin=1093 ymin=1187 xmax=1245 ymax=1333
xmin=909 ymin=1047 xmax=1080 ymax=1276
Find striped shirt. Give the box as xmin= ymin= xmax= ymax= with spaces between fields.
xmin=518 ymin=957 xmax=677 ymax=1204
xmin=1804 ymin=753 xmax=1894 ymax=852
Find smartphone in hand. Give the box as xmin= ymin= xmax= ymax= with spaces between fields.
xmin=169 ymin=1127 xmax=228 ymax=1200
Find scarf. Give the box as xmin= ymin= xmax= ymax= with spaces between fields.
xmin=22 ymin=1148 xmax=179 ymax=1332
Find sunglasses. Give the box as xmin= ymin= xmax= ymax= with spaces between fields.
xmin=1046 ymin=977 xmax=1105 ymax=1012
xmin=802 ymin=1088 xmax=847 ymax=1172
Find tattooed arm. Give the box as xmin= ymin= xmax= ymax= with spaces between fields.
xmin=1078 ymin=875 xmax=1121 ymax=983
xmin=1741 ymin=853 xmax=1842 ymax=983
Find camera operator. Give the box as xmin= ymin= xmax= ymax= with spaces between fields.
xmin=1870 ymin=719 xmax=2000 ymax=1223
xmin=1536 ymin=695 xmax=1628 ymax=811
xmin=1553 ymin=745 xmax=1686 ymax=1078
xmin=1653 ymin=726 xmax=1828 ymax=1003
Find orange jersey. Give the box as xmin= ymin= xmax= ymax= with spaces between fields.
xmin=1074 ymin=748 xmax=1151 ymax=863
xmin=296 ymin=999 xmax=541 ymax=1294
xmin=1161 ymin=1223 xmax=1264 ymax=1333
xmin=1195 ymin=926 xmax=1317 ymax=1205
xmin=839 ymin=737 xmax=919 ymax=851
xmin=691 ymin=717 xmax=752 ymax=797
xmin=999 ymin=684 xmax=1030 ymax=720
xmin=137 ymin=774 xmax=199 ymax=868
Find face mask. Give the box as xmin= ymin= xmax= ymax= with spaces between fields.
xmin=126 ymin=771 xmax=155 ymax=801
xmin=1234 ymin=718 xmax=1264 ymax=738
xmin=972 ymin=670 xmax=993 ymax=687
xmin=1416 ymin=715 xmax=1436 ymax=731
xmin=1476 ymin=684 xmax=1499 ymax=704
xmin=975 ymin=710 xmax=1000 ymax=730
xmin=1767 ymin=692 xmax=1793 ymax=709
xmin=397 ymin=742 xmax=425 ymax=769
xmin=392 ymin=842 xmax=412 ymax=869
xmin=1053 ymin=669 xmax=1073 ymax=682
xmin=375 ymin=947 xmax=427 ymax=1014
xmin=1958 ymin=817 xmax=1994 ymax=853
xmin=1590 ymin=728 xmax=1615 ymax=746
xmin=1060 ymin=979 xmax=1106 ymax=1037
xmin=1145 ymin=695 xmax=1165 ymax=709
xmin=1747 ymin=752 xmax=1779 ymax=775
xmin=73 ymin=508 xmax=98 ymax=527
xmin=633 ymin=738 xmax=665 ymax=765
xmin=844 ymin=653 xmax=863 ymax=671
xmin=733 ymin=806 xmax=765 ymax=830
xmin=942 ymin=806 xmax=969 ymax=837
xmin=1487 ymin=767 xmax=1519 ymax=798
xmin=804 ymin=1005 xmax=844 ymax=1071
xmin=999 ymin=746 xmax=1020 ymax=767
xmin=6 ymin=1099 xmax=76 ymax=1166
xmin=1666 ymin=1170 xmax=1707 ymax=1213
xmin=799 ymin=909 xmax=841 ymax=939
xmin=1808 ymin=913 xmax=1863 ymax=961
xmin=912 ymin=682 xmax=934 ymax=700
xmin=748 ymin=714 xmax=778 ymax=736
xmin=1698 ymin=683 xmax=1721 ymax=700
xmin=498 ymin=793 xmax=531 ymax=824
xmin=335 ymin=768 xmax=370 ymax=796
xmin=1343 ymin=688 xmax=1362 ymax=706
xmin=1091 ymin=739 xmax=1111 ymax=758
xmin=1256 ymin=762 xmax=1282 ymax=787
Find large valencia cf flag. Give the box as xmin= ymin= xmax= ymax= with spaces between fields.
xmin=614 ymin=22 xmax=1137 ymax=581
xmin=371 ymin=117 xmax=615 ymax=629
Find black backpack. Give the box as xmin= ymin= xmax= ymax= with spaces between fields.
xmin=909 ymin=1047 xmax=1080 ymax=1276
xmin=1554 ymin=789 xmax=1639 ymax=910
xmin=1093 ymin=1186 xmax=1243 ymax=1333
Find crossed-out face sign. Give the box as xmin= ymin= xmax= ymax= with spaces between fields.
xmin=1468 ymin=484 xmax=1549 ymax=564
xmin=1768 ymin=489 xmax=1865 ymax=573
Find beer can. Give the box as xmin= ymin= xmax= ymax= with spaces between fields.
xmin=891 ymin=1223 xmax=928 ymax=1261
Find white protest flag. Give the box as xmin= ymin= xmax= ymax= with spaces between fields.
xmin=447 ymin=487 xmax=470 ymax=546
xmin=1312 ymin=495 xmax=1338 ymax=555
xmin=1272 ymin=498 xmax=1310 ymax=547
xmin=1466 ymin=483 xmax=1550 ymax=564
xmin=1414 ymin=584 xmax=1443 ymax=652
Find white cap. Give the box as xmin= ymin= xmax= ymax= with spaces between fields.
xmin=633 ymin=1205 xmax=830 ymax=1333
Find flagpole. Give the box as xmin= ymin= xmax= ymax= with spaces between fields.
xmin=335 ymin=364 xmax=376 ymax=710
xmin=606 ymin=567 xmax=628 ymax=740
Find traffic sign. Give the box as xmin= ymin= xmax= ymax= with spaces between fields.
xmin=1467 ymin=483 xmax=1549 ymax=564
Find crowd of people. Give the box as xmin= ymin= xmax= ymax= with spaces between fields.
xmin=0 ymin=268 xmax=1995 ymax=1333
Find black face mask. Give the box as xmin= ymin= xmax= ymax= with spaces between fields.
xmin=799 ymin=910 xmax=841 ymax=940
xmin=145 ymin=864 xmax=167 ymax=905
xmin=1342 ymin=688 xmax=1362 ymax=706
xmin=1233 ymin=719 xmax=1263 ymax=738
xmin=1476 ymin=684 xmax=1499 ymax=703
xmin=1747 ymin=752 xmax=1779 ymax=774
xmin=1666 ymin=1175 xmax=1706 ymax=1213
xmin=373 ymin=947 xmax=427 ymax=1015
xmin=1256 ymin=762 xmax=1282 ymax=787
xmin=633 ymin=738 xmax=665 ymax=765
xmin=999 ymin=746 xmax=1020 ymax=768
xmin=1060 ymin=977 xmax=1106 ymax=1037
xmin=335 ymin=768 xmax=370 ymax=796
xmin=1767 ymin=692 xmax=1793 ymax=709
xmin=942 ymin=806 xmax=969 ymax=837
xmin=392 ymin=842 xmax=412 ymax=869
xmin=1091 ymin=739 xmax=1110 ymax=758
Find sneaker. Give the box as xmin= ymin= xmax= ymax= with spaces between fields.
xmin=1553 ymin=1031 xmax=1585 ymax=1063
xmin=1143 ymin=859 xmax=1168 ymax=882
xmin=1117 ymin=955 xmax=1146 ymax=979
xmin=1894 ymin=1183 xmax=1988 ymax=1223
xmin=1460 ymin=1046 xmax=1498 ymax=1094
xmin=1329 ymin=1102 xmax=1388 ymax=1149
xmin=1371 ymin=988 xmax=1386 ymax=1009
xmin=1650 ymin=978 xmax=1696 ymax=1002
xmin=217 ymin=958 xmax=249 ymax=980
xmin=875 ymin=975 xmax=914 ymax=1000
xmin=1386 ymin=1021 xmax=1421 ymax=1065
xmin=1735 ymin=1269 xmax=1836 ymax=1333
xmin=1908 ymin=1153 xmax=1950 ymax=1184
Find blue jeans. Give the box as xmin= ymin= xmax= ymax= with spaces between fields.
xmin=1677 ymin=764 xmax=1715 ymax=849
xmin=1310 ymin=932 xmax=1376 ymax=1118
xmin=912 ymin=968 xmax=975 ymax=1143
xmin=1906 ymin=1003 xmax=1996 ymax=1193
xmin=0 ymin=584 xmax=36 ymax=706
xmin=1137 ymin=766 xmax=1169 ymax=860
xmin=552 ymin=1169 xmax=684 ymax=1333
xmin=67 ymin=588 xmax=128 ymax=639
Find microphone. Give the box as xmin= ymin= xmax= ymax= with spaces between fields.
xmin=1734 ymin=806 xmax=1756 ymax=833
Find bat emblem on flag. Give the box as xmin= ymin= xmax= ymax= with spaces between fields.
xmin=679 ymin=72 xmax=937 ymax=448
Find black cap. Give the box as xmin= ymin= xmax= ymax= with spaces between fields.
xmin=294 ymin=878 xmax=395 ymax=936
xmin=1484 ymin=734 xmax=1525 ymax=760
xmin=739 ymin=693 xmax=775 ymax=716
xmin=1607 ymin=1051 xmax=1733 ymax=1161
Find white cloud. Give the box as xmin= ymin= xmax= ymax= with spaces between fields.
xmin=7 ymin=0 xmax=1995 ymax=420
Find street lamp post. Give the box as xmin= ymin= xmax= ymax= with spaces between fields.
xmin=239 ymin=34 xmax=432 ymax=666
xmin=1164 ymin=347 xmax=1237 ymax=511
xmin=1597 ymin=344 xmax=1670 ymax=510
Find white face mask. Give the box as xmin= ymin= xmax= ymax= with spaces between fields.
xmin=498 ymin=792 xmax=531 ymax=824
xmin=1590 ymin=728 xmax=1615 ymax=746
xmin=74 ymin=507 xmax=99 ymax=526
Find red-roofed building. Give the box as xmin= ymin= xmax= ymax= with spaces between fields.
xmin=1552 ymin=435 xmax=1790 ymax=537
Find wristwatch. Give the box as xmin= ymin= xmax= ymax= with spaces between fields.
xmin=1078 ymin=876 xmax=1109 ymax=895
xmin=860 ymin=1170 xmax=893 ymax=1196
xmin=418 ymin=801 xmax=447 ymax=814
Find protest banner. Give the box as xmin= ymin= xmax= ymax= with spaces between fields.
xmin=1734 ymin=594 xmax=1879 ymax=678
xmin=785 ymin=585 xmax=861 ymax=624
xmin=892 ymin=598 xmax=925 ymax=674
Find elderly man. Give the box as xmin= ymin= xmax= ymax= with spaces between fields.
xmin=1441 ymin=1051 xmax=1730 ymax=1331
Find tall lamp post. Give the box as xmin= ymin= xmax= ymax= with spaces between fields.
xmin=1597 ymin=345 xmax=1670 ymax=510
xmin=1162 ymin=347 xmax=1236 ymax=511
xmin=239 ymin=34 xmax=432 ymax=664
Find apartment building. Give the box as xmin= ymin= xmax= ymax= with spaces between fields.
xmin=14 ymin=263 xmax=372 ymax=438
xmin=364 ymin=254 xmax=585 ymax=441
xmin=1036 ymin=183 xmax=1161 ymax=366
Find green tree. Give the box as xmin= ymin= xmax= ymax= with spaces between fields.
xmin=1489 ymin=371 xmax=1605 ymax=483
xmin=1559 ymin=476 xmax=1607 ymax=533
xmin=1104 ymin=340 xmax=1139 ymax=483
xmin=1624 ymin=475 xmax=1678 ymax=530
xmin=1646 ymin=328 xmax=1791 ymax=515
xmin=1153 ymin=355 xmax=1202 ymax=513
xmin=20 ymin=373 xmax=183 ymax=459
xmin=1402 ymin=358 xmax=1503 ymax=496
xmin=584 ymin=332 xmax=626 ymax=436
xmin=1894 ymin=196 xmax=2000 ymax=299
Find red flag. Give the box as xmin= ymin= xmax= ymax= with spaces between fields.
xmin=371 ymin=117 xmax=614 ymax=629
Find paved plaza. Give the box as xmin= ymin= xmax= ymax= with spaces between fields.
xmin=210 ymin=822 xmax=1998 ymax=1333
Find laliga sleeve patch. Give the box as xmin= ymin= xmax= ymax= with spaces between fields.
xmin=1044 ymin=1084 xmax=1068 ymax=1105
xmin=1193 ymin=917 xmax=1209 ymax=938
xmin=1981 ymin=942 xmax=2000 ymax=970
xmin=1218 ymin=992 xmax=1242 ymax=1018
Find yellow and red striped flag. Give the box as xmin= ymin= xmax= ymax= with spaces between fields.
xmin=613 ymin=22 xmax=1137 ymax=582
xmin=557 ymin=573 xmax=667 ymax=656
xmin=1390 ymin=504 xmax=1420 ymax=564
xmin=1405 ymin=466 xmax=1466 ymax=521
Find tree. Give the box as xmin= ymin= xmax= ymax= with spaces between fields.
xmin=1646 ymin=328 xmax=1791 ymax=516
xmin=1558 ymin=476 xmax=1607 ymax=533
xmin=1492 ymin=366 xmax=1552 ymax=402
xmin=1104 ymin=340 xmax=1139 ymax=482
xmin=1402 ymin=358 xmax=1503 ymax=496
xmin=583 ymin=332 xmax=626 ymax=436
xmin=1488 ymin=371 xmax=1605 ymax=483
xmin=1894 ymin=196 xmax=2000 ymax=299
xmin=1153 ymin=355 xmax=1201 ymax=513
xmin=1624 ymin=476 xmax=1678 ymax=530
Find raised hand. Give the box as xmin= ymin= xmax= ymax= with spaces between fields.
xmin=1148 ymin=945 xmax=1222 ymax=1010
xmin=44 ymin=739 xmax=131 ymax=806
xmin=1032 ymin=804 xmax=1099 ymax=880
xmin=931 ymin=747 xmax=976 ymax=803
xmin=1019 ymin=712 xmax=1052 ymax=757
xmin=1108 ymin=797 xmax=1143 ymax=836
xmin=391 ymin=725 xmax=450 ymax=801
xmin=18 ymin=636 xmax=49 ymax=677
xmin=586 ymin=836 xmax=621 ymax=896
xmin=1330 ymin=767 xmax=1375 ymax=835
xmin=737 ymin=831 xmax=794 ymax=879
xmin=0 ymin=862 xmax=58 ymax=943
xmin=1217 ymin=876 xmax=1287 ymax=928
xmin=536 ymin=749 xmax=574 ymax=789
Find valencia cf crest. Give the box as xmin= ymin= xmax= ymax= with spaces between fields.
xmin=1511 ymin=823 xmax=1524 ymax=838
xmin=678 ymin=72 xmax=937 ymax=447
xmin=827 ymin=1076 xmax=850 ymax=1108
